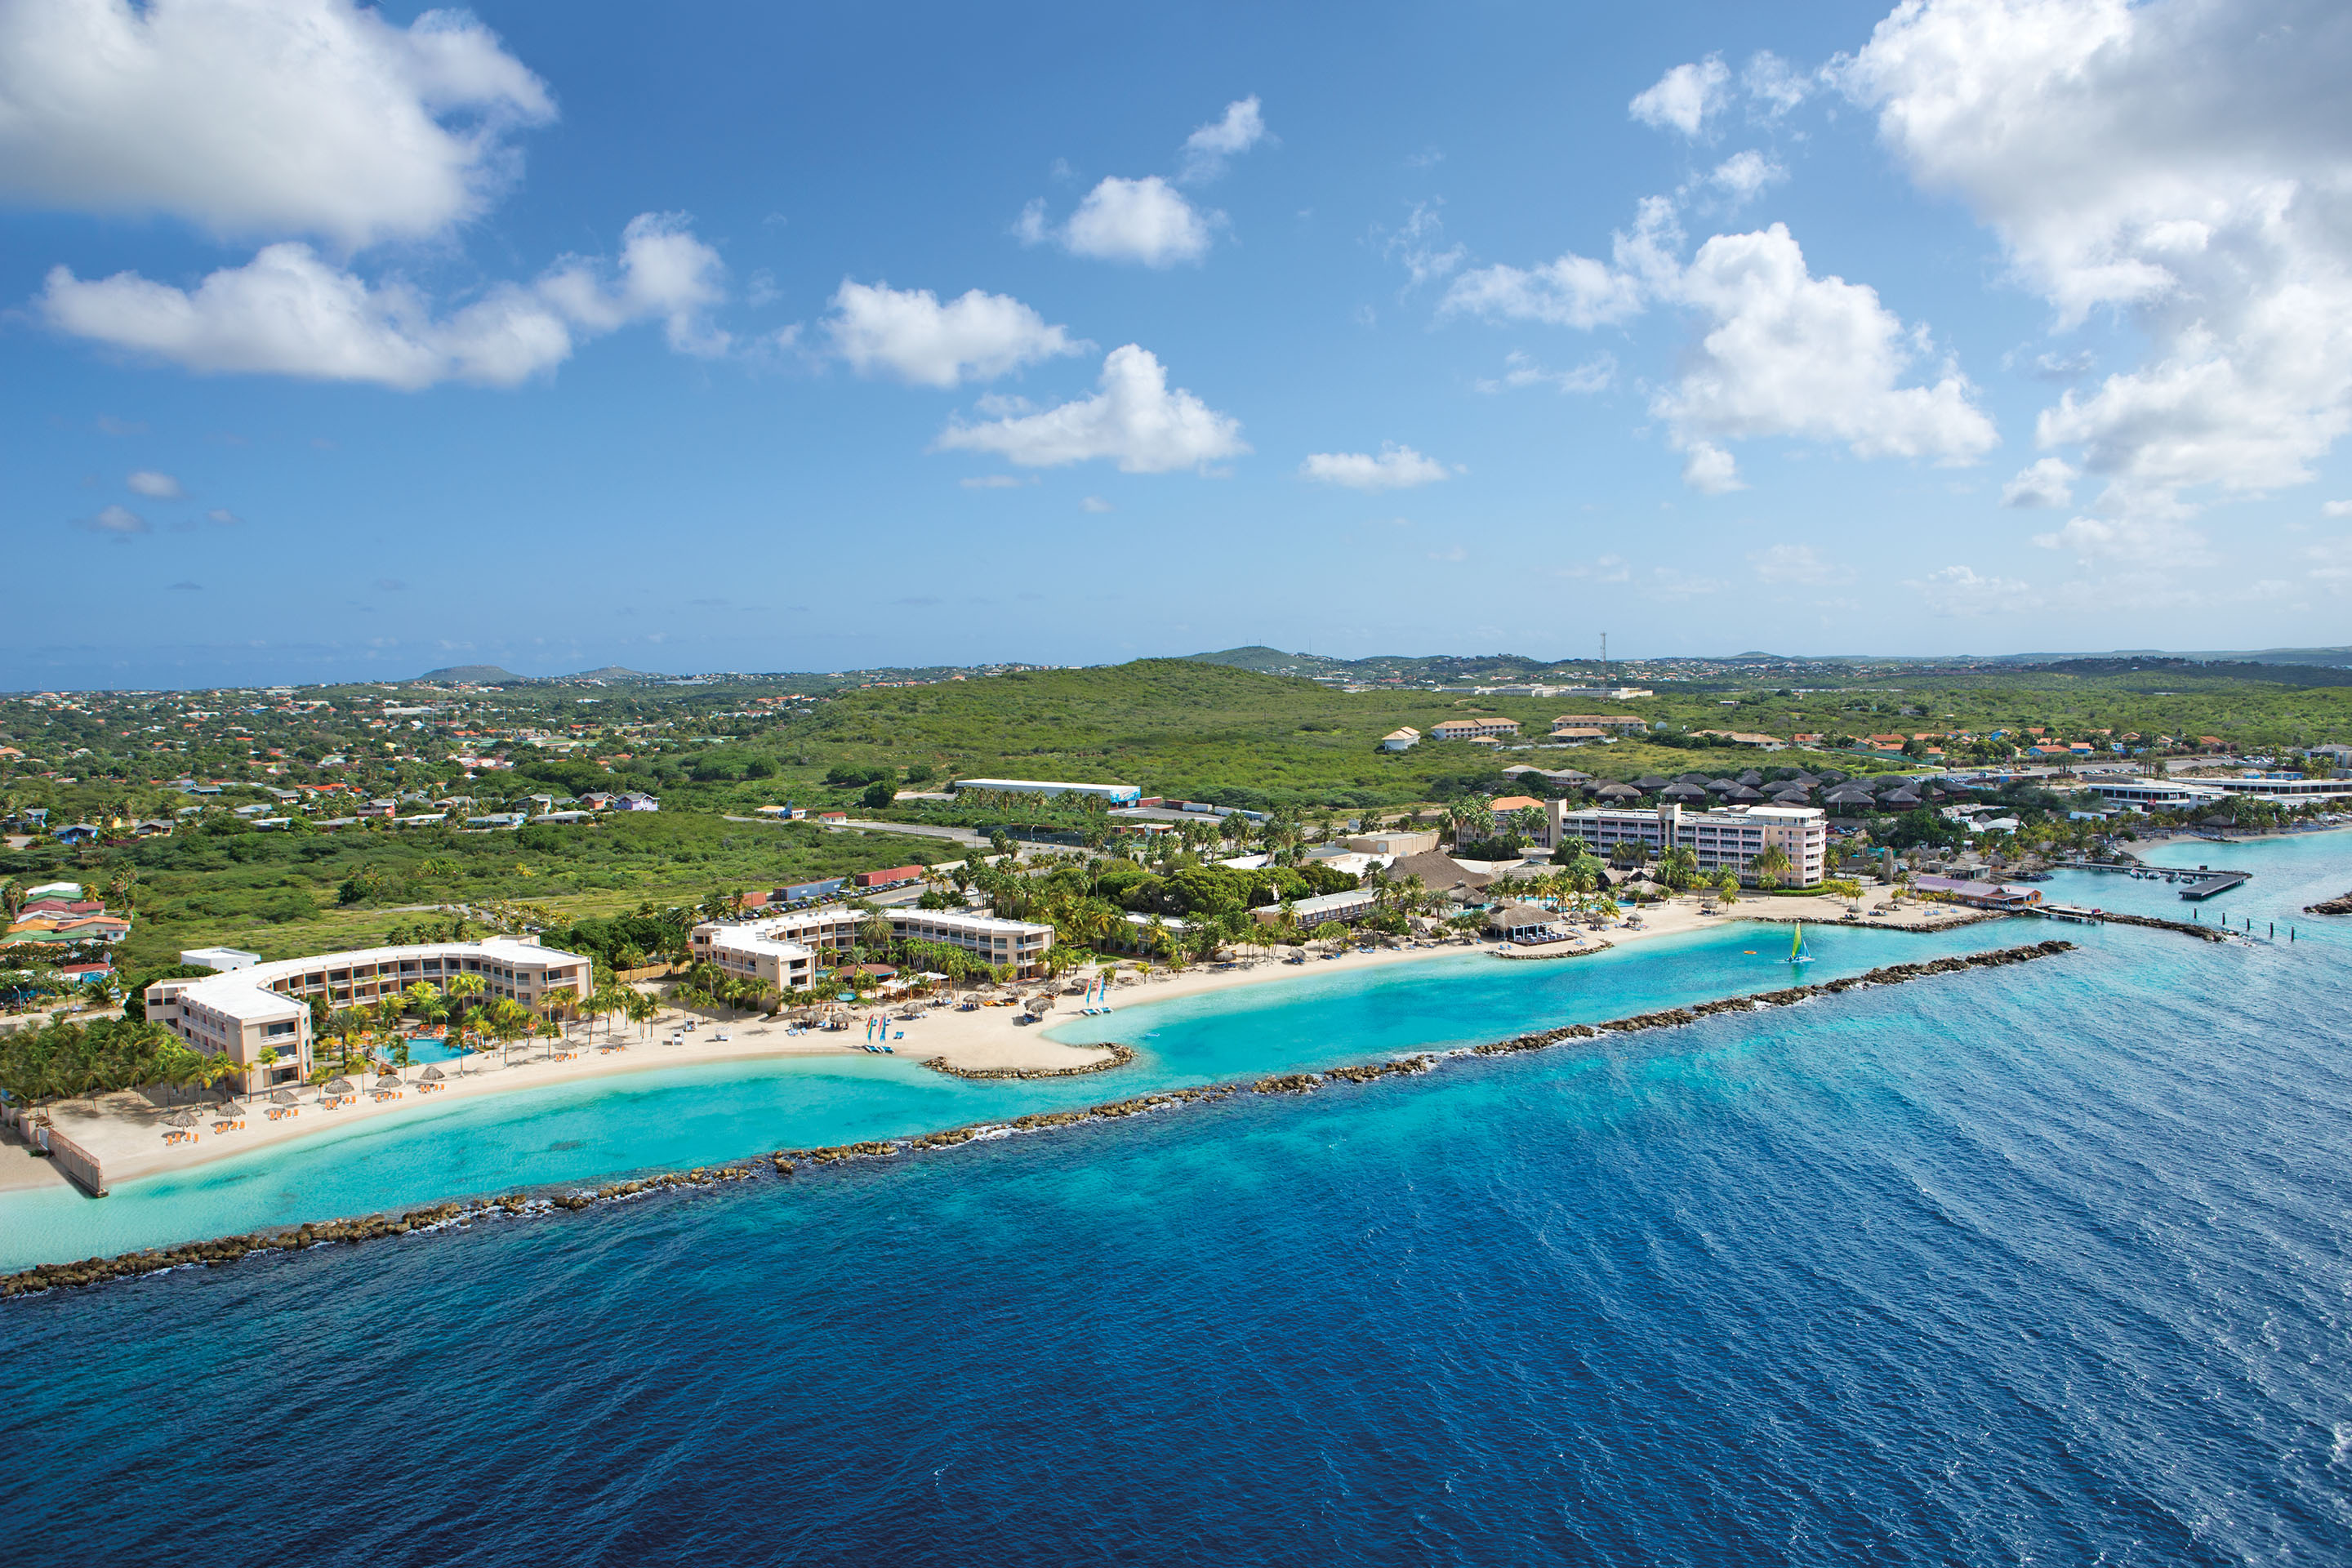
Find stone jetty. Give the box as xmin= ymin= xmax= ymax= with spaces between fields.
xmin=2304 ymin=890 xmax=2352 ymax=915
xmin=3 ymin=939 xmax=2078 ymax=1303
xmin=920 ymin=1042 xmax=1138 ymax=1080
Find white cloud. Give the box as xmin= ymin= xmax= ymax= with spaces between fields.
xmin=1383 ymin=202 xmax=1464 ymax=289
xmin=1557 ymin=553 xmax=1632 ymax=582
xmin=126 ymin=470 xmax=185 ymax=499
xmin=1442 ymin=247 xmax=1646 ymax=328
xmin=0 ymin=0 xmax=553 ymax=249
xmin=1743 ymin=51 xmax=1812 ymax=117
xmin=78 ymin=503 xmax=149 ymax=535
xmin=2323 ymin=500 xmax=2352 ymax=518
xmin=2001 ymin=457 xmax=2077 ymax=507
xmin=1681 ymin=443 xmax=1744 ymax=493
xmin=1178 ymin=96 xmax=1268 ymax=183
xmin=824 ymin=280 xmax=1086 ymax=388
xmin=1473 ymin=350 xmax=1615 ymax=394
xmin=1844 ymin=0 xmax=2352 ymax=523
xmin=1647 ymin=567 xmax=1726 ymax=599
xmin=205 ymin=508 xmax=238 ymax=525
xmin=41 ymin=212 xmax=727 ymax=388
xmin=958 ymin=474 xmax=1032 ymax=489
xmin=1045 ymin=176 xmax=1216 ymax=266
xmin=2030 ymin=514 xmax=2214 ymax=572
xmin=1654 ymin=223 xmax=1998 ymax=470
xmin=1710 ymin=150 xmax=1787 ymax=203
xmin=1748 ymin=543 xmax=1853 ymax=585
xmin=934 ymin=344 xmax=1246 ymax=472
xmin=1630 ymin=56 xmax=1731 ymax=136
xmin=1080 ymin=495 xmax=1114 ymax=513
xmin=1298 ymin=443 xmax=1452 ymax=490
xmin=1911 ymin=564 xmax=2040 ymax=616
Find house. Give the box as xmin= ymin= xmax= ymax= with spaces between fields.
xmin=1379 ymin=728 xmax=1421 ymax=752
xmin=817 ymin=810 xmax=849 ymax=824
xmin=1550 ymin=727 xmax=1606 ymax=742
xmin=1346 ymin=829 xmax=1440 ymax=857
xmin=1551 ymin=714 xmax=1646 ymax=732
xmin=1253 ymin=886 xmax=1383 ymax=928
xmin=1430 ymin=718 xmax=1521 ymax=742
xmin=1911 ymin=875 xmax=2042 ymax=911
xmin=1380 ymin=850 xmax=1494 ymax=900
xmin=51 ymin=823 xmax=100 ymax=844
xmin=612 ymin=792 xmax=661 ymax=811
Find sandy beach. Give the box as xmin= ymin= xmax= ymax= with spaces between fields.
xmin=3 ymin=884 xmax=1982 ymax=1196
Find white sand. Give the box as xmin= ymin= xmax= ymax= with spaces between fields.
xmin=5 ymin=883 xmax=1977 ymax=1195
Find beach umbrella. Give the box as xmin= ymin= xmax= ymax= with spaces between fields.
xmin=163 ymin=1108 xmax=199 ymax=1128
xmin=420 ymin=1065 xmax=445 ymax=1082
xmin=322 ymin=1076 xmax=354 ymax=1096
xmin=267 ymin=1088 xmax=299 ymax=1105
xmin=373 ymin=1073 xmax=403 ymax=1090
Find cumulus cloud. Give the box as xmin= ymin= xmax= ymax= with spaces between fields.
xmin=1655 ymin=223 xmax=1998 ymax=468
xmin=40 ymin=212 xmax=727 ymax=388
xmin=934 ymin=344 xmax=1246 ymax=473
xmin=1473 ymin=350 xmax=1615 ymax=394
xmin=1710 ymin=150 xmax=1787 ymax=203
xmin=0 ymin=0 xmax=553 ymax=249
xmin=1444 ymin=195 xmax=1993 ymax=488
xmin=1629 ymin=56 xmax=1731 ymax=136
xmin=1911 ymin=564 xmax=2040 ymax=615
xmin=1743 ymin=51 xmax=1813 ymax=117
xmin=1843 ymin=0 xmax=2352 ymax=524
xmin=2323 ymin=500 xmax=2352 ymax=518
xmin=1682 ymin=443 xmax=1744 ymax=493
xmin=1080 ymin=495 xmax=1114 ymax=513
xmin=823 ymin=280 xmax=1087 ymax=388
xmin=2030 ymin=514 xmax=2214 ymax=572
xmin=1055 ymin=176 xmax=1218 ymax=266
xmin=77 ymin=503 xmax=149 ymax=535
xmin=1178 ymin=96 xmax=1268 ymax=183
xmin=205 ymin=508 xmax=238 ymax=525
xmin=1298 ymin=443 xmax=1452 ymax=490
xmin=1748 ymin=542 xmax=1853 ymax=585
xmin=126 ymin=470 xmax=185 ymax=499
xmin=2002 ymin=457 xmax=2077 ymax=507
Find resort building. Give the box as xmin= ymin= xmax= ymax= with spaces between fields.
xmin=2205 ymin=773 xmax=2352 ymax=804
xmin=695 ymin=924 xmax=819 ymax=991
xmin=1911 ymin=876 xmax=2042 ymax=912
xmin=2080 ymin=778 xmax=2229 ymax=810
xmin=1544 ymin=801 xmax=1829 ymax=887
xmin=1252 ymin=886 xmax=1383 ymax=929
xmin=950 ymin=777 xmax=1142 ymax=805
xmin=693 ymin=905 xmax=1056 ymax=979
xmin=1379 ymin=727 xmax=1421 ymax=752
xmin=1551 ymin=714 xmax=1648 ymax=733
xmin=144 ymin=937 xmax=594 ymax=1093
xmin=1430 ymin=719 xmax=1521 ymax=742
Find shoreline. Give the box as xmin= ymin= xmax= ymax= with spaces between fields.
xmin=2 ymin=939 xmax=2080 ymax=1301
xmin=0 ymin=886 xmax=1993 ymax=1198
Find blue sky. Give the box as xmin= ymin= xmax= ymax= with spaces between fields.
xmin=7 ymin=0 xmax=2350 ymax=688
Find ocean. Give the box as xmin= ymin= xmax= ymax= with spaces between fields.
xmin=3 ymin=831 xmax=2347 ymax=1564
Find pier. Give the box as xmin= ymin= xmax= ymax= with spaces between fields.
xmin=2179 ymin=871 xmax=2250 ymax=900
xmin=2039 ymin=904 xmax=2106 ymax=924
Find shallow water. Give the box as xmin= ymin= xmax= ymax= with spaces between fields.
xmin=2 ymin=916 xmax=2006 ymax=1272
xmin=6 ymin=831 xmax=2350 ymax=1564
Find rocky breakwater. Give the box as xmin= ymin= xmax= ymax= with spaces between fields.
xmin=2303 ymin=890 xmax=2352 ymax=915
xmin=2091 ymin=911 xmax=2230 ymax=942
xmin=921 ymin=1042 xmax=1139 ymax=1080
xmin=1470 ymin=939 xmax=2078 ymax=1059
xmin=2 ymin=1165 xmax=761 ymax=1300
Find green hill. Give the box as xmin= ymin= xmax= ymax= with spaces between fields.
xmin=416 ymin=664 xmax=526 ymax=684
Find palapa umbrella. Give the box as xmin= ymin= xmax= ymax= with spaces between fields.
xmin=419 ymin=1065 xmax=445 ymax=1082
xmin=373 ymin=1072 xmax=403 ymax=1090
xmin=267 ymin=1088 xmax=299 ymax=1106
xmin=162 ymin=1108 xmax=200 ymax=1128
xmin=322 ymin=1076 xmax=354 ymax=1096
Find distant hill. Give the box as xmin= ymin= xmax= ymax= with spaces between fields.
xmin=566 ymin=666 xmax=672 ymax=681
xmin=416 ymin=664 xmax=526 ymax=684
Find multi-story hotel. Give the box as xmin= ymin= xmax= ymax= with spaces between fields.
xmin=693 ymin=904 xmax=1056 ymax=983
xmin=1429 ymin=718 xmax=1522 ymax=742
xmin=144 ymin=938 xmax=595 ymax=1092
xmin=1543 ymin=800 xmax=1829 ymax=887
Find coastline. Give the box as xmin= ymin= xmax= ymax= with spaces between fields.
xmin=0 ymin=886 xmax=1989 ymax=1197
xmin=2 ymin=938 xmax=2081 ymax=1300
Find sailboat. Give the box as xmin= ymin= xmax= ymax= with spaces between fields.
xmin=1789 ymin=922 xmax=1815 ymax=964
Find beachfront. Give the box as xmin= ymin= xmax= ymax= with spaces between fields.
xmin=2 ymin=885 xmax=1984 ymax=1197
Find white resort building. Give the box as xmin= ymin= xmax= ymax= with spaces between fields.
xmin=693 ymin=904 xmax=1056 ymax=982
xmin=1544 ymin=800 xmax=1829 ymax=887
xmin=144 ymin=938 xmax=595 ymax=1092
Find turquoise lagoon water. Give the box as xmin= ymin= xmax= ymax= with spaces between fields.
xmin=6 ymin=831 xmax=2349 ymax=1563
xmin=7 ymin=913 xmax=2020 ymax=1272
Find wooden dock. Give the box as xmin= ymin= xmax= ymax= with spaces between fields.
xmin=2179 ymin=871 xmax=2250 ymax=900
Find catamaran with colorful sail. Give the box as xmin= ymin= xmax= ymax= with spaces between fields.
xmin=1789 ymin=922 xmax=1814 ymax=964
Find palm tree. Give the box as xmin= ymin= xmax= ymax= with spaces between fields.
xmin=1750 ymin=844 xmax=1793 ymax=890
xmin=624 ymin=988 xmax=659 ymax=1044
xmin=444 ymin=972 xmax=486 ymax=1042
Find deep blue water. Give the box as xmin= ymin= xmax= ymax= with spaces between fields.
xmin=5 ymin=831 xmax=2350 ymax=1564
